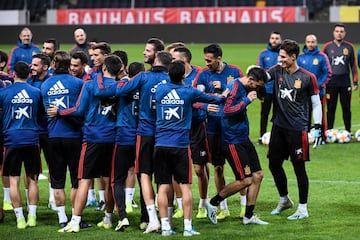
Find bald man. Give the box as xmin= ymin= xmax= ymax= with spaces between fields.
xmin=69 ymin=28 xmax=94 ymax=68
xmin=297 ymin=34 xmax=332 ymax=141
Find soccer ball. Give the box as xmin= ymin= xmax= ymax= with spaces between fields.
xmin=325 ymin=129 xmax=338 ymax=143
xmin=261 ymin=132 xmax=271 ymax=145
xmin=355 ymin=129 xmax=360 ymax=142
xmin=336 ymin=129 xmax=351 ymax=143
xmin=308 ymin=128 xmax=315 ymax=143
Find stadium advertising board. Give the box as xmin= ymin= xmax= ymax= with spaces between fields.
xmin=56 ymin=7 xmax=298 ymax=24
xmin=339 ymin=6 xmax=360 ymax=22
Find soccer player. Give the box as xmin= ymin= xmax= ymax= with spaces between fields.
xmin=322 ymin=23 xmax=358 ymax=133
xmin=93 ymin=51 xmax=172 ymax=233
xmin=7 ymin=28 xmax=41 ymax=74
xmin=298 ymin=34 xmax=332 ymax=140
xmin=42 ymin=38 xmax=59 ymax=74
xmin=256 ymin=31 xmax=281 ymax=143
xmin=82 ymin=42 xmax=112 ymax=210
xmin=171 ymin=46 xmax=212 ymax=219
xmin=42 ymin=38 xmax=59 ymax=60
xmin=196 ymin=43 xmax=243 ymax=220
xmin=40 ymin=51 xmax=84 ymax=228
xmin=267 ymin=39 xmax=322 ymax=220
xmin=27 ymin=53 xmax=55 ymax=210
xmin=154 ymin=60 xmax=227 ymax=236
xmin=0 ymin=50 xmax=12 ymax=212
xmin=93 ymin=60 xmax=145 ymax=232
xmin=143 ymin=37 xmax=165 ymax=68
xmin=69 ymin=28 xmax=94 ymax=68
xmin=51 ymin=55 xmax=120 ymax=233
xmin=209 ymin=65 xmax=269 ymax=225
xmin=0 ymin=61 xmax=42 ymax=229
xmin=70 ymin=51 xmax=88 ymax=80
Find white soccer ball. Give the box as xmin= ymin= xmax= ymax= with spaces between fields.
xmin=354 ymin=129 xmax=360 ymax=142
xmin=325 ymin=129 xmax=338 ymax=143
xmin=336 ymin=129 xmax=351 ymax=143
xmin=261 ymin=132 xmax=271 ymax=145
xmin=308 ymin=128 xmax=315 ymax=143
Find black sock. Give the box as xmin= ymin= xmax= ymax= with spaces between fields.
xmin=210 ymin=194 xmax=224 ymax=206
xmin=245 ymin=205 xmax=255 ymax=219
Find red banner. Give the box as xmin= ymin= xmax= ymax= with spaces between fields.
xmin=56 ymin=7 xmax=297 ymax=24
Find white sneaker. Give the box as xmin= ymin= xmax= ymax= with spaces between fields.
xmin=270 ymin=198 xmax=294 ymax=215
xmin=205 ymin=203 xmax=218 ymax=224
xmin=143 ymin=221 xmax=160 ymax=233
xmin=243 ymin=215 xmax=269 ymax=225
xmin=162 ymin=228 xmax=176 ymax=236
xmin=287 ymin=209 xmax=309 ymax=220
xmin=183 ymin=227 xmax=200 ymax=237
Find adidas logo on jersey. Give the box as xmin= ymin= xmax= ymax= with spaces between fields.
xmin=47 ymin=80 xmax=69 ymax=95
xmin=161 ymin=89 xmax=184 ymax=105
xmin=11 ymin=89 xmax=33 ymax=104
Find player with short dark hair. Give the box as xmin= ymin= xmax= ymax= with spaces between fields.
xmin=50 ymin=55 xmax=121 ymax=233
xmin=93 ymin=51 xmax=172 ymax=234
xmin=0 ymin=50 xmax=12 ymax=212
xmin=196 ymin=43 xmax=243 ymax=220
xmin=143 ymin=38 xmax=165 ymax=67
xmin=267 ymin=39 xmax=322 ymax=220
xmin=209 ymin=66 xmax=269 ymax=225
xmin=0 ymin=61 xmax=42 ymax=229
xmin=70 ymin=51 xmax=88 ymax=80
xmin=154 ymin=60 xmax=227 ymax=236
xmin=256 ymin=31 xmax=281 ymax=144
xmin=27 ymin=53 xmax=55 ymax=210
xmin=322 ymin=23 xmax=358 ymax=133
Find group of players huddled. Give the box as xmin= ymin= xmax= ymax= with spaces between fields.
xmin=0 ymin=23 xmax=357 ymax=236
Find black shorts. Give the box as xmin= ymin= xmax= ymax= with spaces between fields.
xmin=222 ymin=140 xmax=257 ymax=180
xmin=268 ymin=125 xmax=310 ymax=162
xmin=207 ymin=133 xmax=225 ymax=166
xmin=78 ymin=142 xmax=114 ymax=179
xmin=111 ymin=144 xmax=135 ymax=185
xmin=39 ymin=133 xmax=51 ymax=165
xmin=47 ymin=138 xmax=82 ymax=189
xmin=154 ymin=146 xmax=192 ymax=185
xmin=2 ymin=145 xmax=41 ymax=176
xmin=190 ymin=121 xmax=210 ymax=165
xmin=135 ymin=135 xmax=155 ymax=175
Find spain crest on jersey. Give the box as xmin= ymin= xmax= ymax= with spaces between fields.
xmin=313 ymin=58 xmax=319 ymax=65
xmin=294 ymin=79 xmax=301 ymax=89
xmin=343 ymin=48 xmax=349 ymax=55
xmin=227 ymin=75 xmax=234 ymax=84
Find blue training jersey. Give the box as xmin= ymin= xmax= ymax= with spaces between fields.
xmin=8 ymin=41 xmax=41 ymax=74
xmin=41 ymin=73 xmax=84 ymax=138
xmin=196 ymin=63 xmax=242 ymax=134
xmin=256 ymin=42 xmax=280 ymax=94
xmin=155 ymin=81 xmax=225 ymax=148
xmin=94 ymin=66 xmax=170 ymax=137
xmin=114 ymin=76 xmax=139 ymax=145
xmin=184 ymin=65 xmax=207 ymax=124
xmin=221 ymin=79 xmax=251 ymax=144
xmin=27 ymin=72 xmax=52 ymax=134
xmin=59 ymin=75 xmax=116 ymax=143
xmin=0 ymin=82 xmax=41 ymax=147
xmin=297 ymin=45 xmax=332 ymax=97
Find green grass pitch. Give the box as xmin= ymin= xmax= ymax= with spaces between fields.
xmin=0 ymin=43 xmax=359 ymax=239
